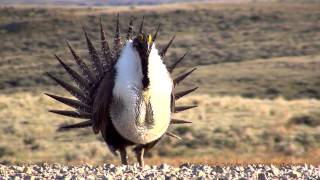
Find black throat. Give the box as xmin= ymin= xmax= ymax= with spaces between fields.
xmin=133 ymin=34 xmax=150 ymax=90
xmin=139 ymin=51 xmax=150 ymax=89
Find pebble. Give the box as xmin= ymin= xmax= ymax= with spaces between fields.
xmin=0 ymin=164 xmax=318 ymax=179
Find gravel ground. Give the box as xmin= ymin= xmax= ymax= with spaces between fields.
xmin=0 ymin=163 xmax=319 ymax=179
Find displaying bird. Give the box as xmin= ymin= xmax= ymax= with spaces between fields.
xmin=45 ymin=15 xmax=197 ymax=166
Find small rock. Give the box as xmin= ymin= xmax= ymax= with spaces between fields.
xmin=179 ymin=163 xmax=190 ymax=168
xmin=104 ymin=174 xmax=113 ymax=180
xmin=15 ymin=166 xmax=24 ymax=173
xmin=287 ymin=170 xmax=301 ymax=178
xmin=25 ymin=175 xmax=35 ymax=180
xmin=257 ymin=173 xmax=267 ymax=180
xmin=160 ymin=164 xmax=170 ymax=171
xmin=52 ymin=163 xmax=60 ymax=169
xmin=196 ymin=170 xmax=206 ymax=177
xmin=215 ymin=166 xmax=224 ymax=173
xmin=270 ymin=165 xmax=280 ymax=176
xmin=23 ymin=167 xmax=33 ymax=174
xmin=87 ymin=175 xmax=95 ymax=180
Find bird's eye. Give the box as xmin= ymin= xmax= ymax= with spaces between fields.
xmin=139 ymin=34 xmax=144 ymax=42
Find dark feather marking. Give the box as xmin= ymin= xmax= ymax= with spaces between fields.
xmin=171 ymin=119 xmax=192 ymax=124
xmin=173 ymin=68 xmax=196 ymax=85
xmin=174 ymin=105 xmax=197 ymax=113
xmin=46 ymin=73 xmax=90 ymax=103
xmin=100 ymin=17 xmax=113 ymax=71
xmin=170 ymin=93 xmax=175 ymax=113
xmin=145 ymin=101 xmax=155 ymax=128
xmin=166 ymin=132 xmax=181 ymax=140
xmin=54 ymin=54 xmax=90 ymax=90
xmin=168 ymin=52 xmax=188 ymax=73
xmin=126 ymin=17 xmax=134 ymax=40
xmin=66 ymin=41 xmax=96 ymax=82
xmin=114 ymin=13 xmax=122 ymax=58
xmin=49 ymin=110 xmax=91 ymax=119
xmin=152 ymin=23 xmax=161 ymax=43
xmin=160 ymin=35 xmax=175 ymax=58
xmin=83 ymin=27 xmax=104 ymax=78
xmin=45 ymin=93 xmax=91 ymax=113
xmin=139 ymin=16 xmax=144 ymax=33
xmin=175 ymin=87 xmax=198 ymax=100
xmin=58 ymin=120 xmax=93 ymax=131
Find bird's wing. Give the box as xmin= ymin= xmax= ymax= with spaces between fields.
xmin=92 ymin=69 xmax=115 ymax=133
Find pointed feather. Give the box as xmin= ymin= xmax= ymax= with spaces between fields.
xmin=171 ymin=119 xmax=192 ymax=124
xmin=83 ymin=27 xmax=104 ymax=78
xmin=139 ymin=16 xmax=144 ymax=33
xmin=54 ymin=55 xmax=90 ymax=90
xmin=126 ymin=17 xmax=134 ymax=40
xmin=58 ymin=120 xmax=93 ymax=131
xmin=46 ymin=73 xmax=90 ymax=103
xmin=100 ymin=17 xmax=113 ymax=70
xmin=169 ymin=52 xmax=188 ymax=73
xmin=113 ymin=13 xmax=122 ymax=57
xmin=45 ymin=93 xmax=91 ymax=112
xmin=66 ymin=41 xmax=96 ymax=82
xmin=174 ymin=105 xmax=197 ymax=113
xmin=49 ymin=110 xmax=91 ymax=119
xmin=166 ymin=132 xmax=181 ymax=140
xmin=175 ymin=87 xmax=198 ymax=100
xmin=152 ymin=23 xmax=161 ymax=43
xmin=160 ymin=35 xmax=175 ymax=58
xmin=174 ymin=68 xmax=196 ymax=85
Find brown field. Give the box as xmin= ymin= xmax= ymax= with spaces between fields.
xmin=0 ymin=1 xmax=319 ymax=165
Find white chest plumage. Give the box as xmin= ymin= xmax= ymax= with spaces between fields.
xmin=110 ymin=41 xmax=173 ymax=144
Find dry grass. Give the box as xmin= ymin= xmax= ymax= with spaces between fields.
xmin=0 ymin=90 xmax=319 ymax=165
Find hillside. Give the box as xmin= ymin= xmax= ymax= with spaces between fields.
xmin=0 ymin=2 xmax=320 ymax=99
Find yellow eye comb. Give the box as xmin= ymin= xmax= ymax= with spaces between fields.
xmin=148 ymin=34 xmax=152 ymax=45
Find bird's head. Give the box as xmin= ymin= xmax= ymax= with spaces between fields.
xmin=132 ymin=33 xmax=154 ymax=89
xmin=132 ymin=33 xmax=153 ymax=60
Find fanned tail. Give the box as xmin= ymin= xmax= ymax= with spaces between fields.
xmin=46 ymin=15 xmax=127 ymax=132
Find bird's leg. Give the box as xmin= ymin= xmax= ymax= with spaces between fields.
xmin=119 ymin=147 xmax=128 ymax=165
xmin=135 ymin=146 xmax=145 ymax=167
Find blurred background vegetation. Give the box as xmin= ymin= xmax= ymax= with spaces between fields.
xmin=0 ymin=0 xmax=319 ymax=165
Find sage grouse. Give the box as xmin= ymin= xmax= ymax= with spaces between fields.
xmin=46 ymin=15 xmax=197 ymax=166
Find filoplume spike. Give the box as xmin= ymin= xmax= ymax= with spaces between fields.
xmin=171 ymin=119 xmax=192 ymax=124
xmin=152 ymin=23 xmax=161 ymax=43
xmin=139 ymin=16 xmax=144 ymax=33
xmin=49 ymin=110 xmax=91 ymax=119
xmin=45 ymin=93 xmax=91 ymax=112
xmin=174 ymin=68 xmax=196 ymax=85
xmin=175 ymin=87 xmax=198 ymax=100
xmin=160 ymin=35 xmax=175 ymax=58
xmin=166 ymin=132 xmax=181 ymax=140
xmin=169 ymin=52 xmax=189 ymax=73
xmin=58 ymin=120 xmax=93 ymax=131
xmin=174 ymin=105 xmax=197 ymax=113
